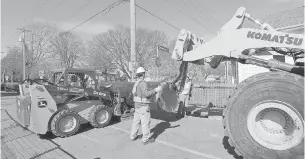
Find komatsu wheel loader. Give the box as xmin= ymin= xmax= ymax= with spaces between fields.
xmin=15 ymin=68 xmax=137 ymax=138
xmin=169 ymin=7 xmax=304 ymax=159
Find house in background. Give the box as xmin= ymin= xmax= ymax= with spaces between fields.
xmin=231 ymin=6 xmax=304 ymax=84
xmin=261 ymin=6 xmax=304 ymax=34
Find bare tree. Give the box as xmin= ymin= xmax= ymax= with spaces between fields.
xmin=1 ymin=46 xmax=23 ymax=81
xmin=87 ymin=40 xmax=117 ymax=81
xmin=89 ymin=25 xmax=170 ymax=80
xmin=158 ymin=39 xmax=183 ymax=79
xmin=1 ymin=22 xmax=57 ymax=78
xmin=50 ymin=32 xmax=85 ymax=68
xmin=23 ymin=22 xmax=57 ymax=75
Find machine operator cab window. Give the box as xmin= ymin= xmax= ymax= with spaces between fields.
xmin=68 ymin=73 xmax=82 ymax=88
xmin=66 ymin=72 xmax=96 ymax=89
xmin=49 ymin=71 xmax=64 ymax=86
xmin=69 ymin=74 xmax=81 ymax=87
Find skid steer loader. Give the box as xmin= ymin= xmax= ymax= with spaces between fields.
xmin=168 ymin=7 xmax=304 ymax=159
xmin=15 ymin=68 xmax=136 ymax=137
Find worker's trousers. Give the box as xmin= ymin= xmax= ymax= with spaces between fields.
xmin=176 ymin=93 xmax=189 ymax=117
xmin=130 ymin=105 xmax=151 ymax=142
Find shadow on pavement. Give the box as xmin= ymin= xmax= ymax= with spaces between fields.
xmin=39 ymin=118 xmax=121 ymax=140
xmin=151 ymin=109 xmax=182 ymax=122
xmin=151 ymin=121 xmax=180 ymax=140
xmin=222 ymin=136 xmax=244 ymax=159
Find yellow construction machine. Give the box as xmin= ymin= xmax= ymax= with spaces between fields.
xmin=169 ymin=7 xmax=304 ymax=159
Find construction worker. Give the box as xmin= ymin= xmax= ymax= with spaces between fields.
xmin=176 ymin=75 xmax=193 ymax=118
xmin=130 ymin=67 xmax=164 ymax=145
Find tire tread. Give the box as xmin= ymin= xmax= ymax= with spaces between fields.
xmin=50 ymin=109 xmax=80 ymax=138
xmin=222 ymin=71 xmax=304 ymax=159
xmin=88 ymin=105 xmax=113 ymax=128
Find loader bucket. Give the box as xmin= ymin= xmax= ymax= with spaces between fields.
xmin=16 ymin=84 xmax=31 ymax=128
xmin=16 ymin=83 xmax=58 ymax=134
xmin=151 ymin=62 xmax=193 ymax=113
xmin=155 ymin=82 xmax=193 ymax=112
xmin=155 ymin=84 xmax=180 ymax=112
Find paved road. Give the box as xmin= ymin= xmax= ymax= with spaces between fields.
xmin=1 ymin=96 xmax=235 ymax=159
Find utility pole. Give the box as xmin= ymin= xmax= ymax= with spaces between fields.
xmin=17 ymin=28 xmax=31 ymax=80
xmin=156 ymin=46 xmax=159 ymax=81
xmin=130 ymin=0 xmax=136 ymax=82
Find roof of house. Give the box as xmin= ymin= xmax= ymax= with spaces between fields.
xmin=261 ymin=6 xmax=304 ymax=29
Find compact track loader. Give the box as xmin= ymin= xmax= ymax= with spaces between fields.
xmin=169 ymin=7 xmax=304 ymax=159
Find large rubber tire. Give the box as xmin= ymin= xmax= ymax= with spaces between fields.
xmin=223 ymin=72 xmax=304 ymax=159
xmin=50 ymin=109 xmax=81 ymax=138
xmin=88 ymin=105 xmax=113 ymax=128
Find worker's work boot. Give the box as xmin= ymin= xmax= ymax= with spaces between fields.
xmin=131 ymin=135 xmax=142 ymax=141
xmin=143 ymin=138 xmax=155 ymax=145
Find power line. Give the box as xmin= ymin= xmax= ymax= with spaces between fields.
xmin=66 ymin=0 xmax=95 ymax=20
xmin=66 ymin=0 xmax=126 ymax=32
xmin=163 ymin=0 xmax=214 ymax=33
xmin=184 ymin=0 xmax=221 ymax=25
xmin=29 ymin=0 xmax=125 ymax=56
xmin=175 ymin=0 xmax=211 ymax=25
xmin=134 ymin=4 xmax=180 ymax=31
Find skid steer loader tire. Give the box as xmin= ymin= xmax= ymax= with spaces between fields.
xmin=50 ymin=109 xmax=81 ymax=138
xmin=223 ymin=72 xmax=304 ymax=159
xmin=88 ymin=105 xmax=113 ymax=128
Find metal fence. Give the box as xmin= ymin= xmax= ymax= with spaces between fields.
xmin=189 ymin=82 xmax=236 ymax=107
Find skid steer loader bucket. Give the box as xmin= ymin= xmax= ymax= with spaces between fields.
xmin=16 ymin=83 xmax=58 ymax=134
xmin=16 ymin=84 xmax=31 ymax=128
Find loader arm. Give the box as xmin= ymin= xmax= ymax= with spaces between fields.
xmin=165 ymin=6 xmax=304 ymax=110
xmin=171 ymin=7 xmax=304 ymax=65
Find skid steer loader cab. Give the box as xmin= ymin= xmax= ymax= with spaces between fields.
xmin=15 ymin=68 xmax=121 ymax=137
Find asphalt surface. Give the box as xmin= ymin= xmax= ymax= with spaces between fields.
xmin=1 ymin=94 xmax=236 ymax=159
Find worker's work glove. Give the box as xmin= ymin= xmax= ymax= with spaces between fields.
xmin=160 ymin=82 xmax=167 ymax=88
xmin=154 ymin=85 xmax=163 ymax=92
xmin=168 ymin=83 xmax=177 ymax=91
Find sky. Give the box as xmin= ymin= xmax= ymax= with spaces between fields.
xmin=1 ymin=0 xmax=303 ymax=59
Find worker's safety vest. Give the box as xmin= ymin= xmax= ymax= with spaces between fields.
xmin=132 ymin=79 xmax=152 ymax=104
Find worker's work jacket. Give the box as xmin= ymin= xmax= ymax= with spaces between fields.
xmin=132 ymin=79 xmax=156 ymax=106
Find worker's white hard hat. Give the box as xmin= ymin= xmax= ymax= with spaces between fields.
xmin=136 ymin=67 xmax=146 ymax=74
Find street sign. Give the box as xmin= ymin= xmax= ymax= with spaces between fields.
xmin=39 ymin=70 xmax=44 ymax=79
xmin=155 ymin=56 xmax=161 ymax=67
xmin=157 ymin=45 xmax=169 ymax=53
